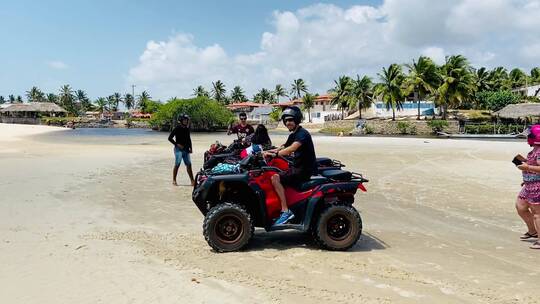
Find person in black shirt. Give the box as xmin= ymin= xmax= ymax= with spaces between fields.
xmin=263 ymin=106 xmax=316 ymax=226
xmin=227 ymin=112 xmax=254 ymax=141
xmin=168 ymin=114 xmax=195 ymax=186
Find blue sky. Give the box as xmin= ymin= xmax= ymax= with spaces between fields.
xmin=1 ymin=0 xmax=539 ymax=101
xmin=0 ymin=0 xmax=373 ymax=99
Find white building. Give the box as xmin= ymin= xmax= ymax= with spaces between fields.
xmin=514 ymin=84 xmax=540 ymax=97
xmin=284 ymin=95 xmax=341 ymax=123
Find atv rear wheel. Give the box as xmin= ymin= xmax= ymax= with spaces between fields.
xmin=313 ymin=203 xmax=362 ymax=251
xmin=203 ymin=203 xmax=253 ymax=252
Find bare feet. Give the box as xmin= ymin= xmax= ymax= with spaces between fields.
xmin=172 ymin=181 xmax=178 ymax=186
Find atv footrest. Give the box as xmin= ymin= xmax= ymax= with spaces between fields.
xmin=268 ymin=224 xmax=305 ymax=232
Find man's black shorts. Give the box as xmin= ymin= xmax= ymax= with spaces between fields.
xmin=278 ymin=167 xmax=312 ymax=187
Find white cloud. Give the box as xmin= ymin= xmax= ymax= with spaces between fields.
xmin=47 ymin=60 xmax=68 ymax=70
xmin=421 ymin=47 xmax=446 ymax=65
xmin=128 ymin=1 xmax=540 ymax=100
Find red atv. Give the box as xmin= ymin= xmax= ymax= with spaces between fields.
xmin=192 ymin=153 xmax=368 ymax=252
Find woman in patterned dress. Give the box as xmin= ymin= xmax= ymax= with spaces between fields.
xmin=517 ymin=125 xmax=540 ymax=249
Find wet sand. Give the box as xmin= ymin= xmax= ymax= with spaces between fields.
xmin=1 ymin=123 xmax=538 ymax=303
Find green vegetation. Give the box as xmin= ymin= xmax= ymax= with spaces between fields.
xmin=374 ymin=64 xmax=405 ymax=121
xmin=364 ymin=124 xmax=374 ymax=134
xmin=464 ymin=123 xmax=524 ymax=134
xmin=475 ymin=90 xmax=520 ymax=112
xmin=302 ymin=93 xmax=315 ymax=123
xmin=42 ymin=117 xmax=71 ymax=126
xmin=269 ymin=107 xmax=282 ymax=122
xmin=427 ymin=120 xmax=449 ymax=133
xmin=396 ymin=121 xmax=416 ymax=135
xmin=320 ymin=126 xmax=353 ymax=135
xmin=149 ymin=97 xmax=234 ymax=131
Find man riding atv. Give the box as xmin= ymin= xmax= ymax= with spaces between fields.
xmin=264 ymin=106 xmax=316 ymax=226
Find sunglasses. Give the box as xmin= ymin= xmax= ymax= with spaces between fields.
xmin=284 ymin=118 xmax=295 ymax=123
xmin=240 ymin=117 xmax=247 ymax=120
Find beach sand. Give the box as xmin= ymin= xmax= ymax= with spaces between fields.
xmin=1 ymin=123 xmax=538 ymax=303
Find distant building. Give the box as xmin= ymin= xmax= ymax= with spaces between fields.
xmin=0 ymin=102 xmax=67 ymax=124
xmin=249 ymin=106 xmax=273 ymax=124
xmin=513 ymin=84 xmax=540 ymax=97
xmin=130 ymin=111 xmax=152 ymax=119
xmin=226 ymin=102 xmax=266 ymax=115
xmin=281 ymin=95 xmax=341 ymax=123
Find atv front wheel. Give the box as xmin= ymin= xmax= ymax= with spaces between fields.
xmin=313 ymin=203 xmax=362 ymax=251
xmin=203 ymin=203 xmax=253 ymax=252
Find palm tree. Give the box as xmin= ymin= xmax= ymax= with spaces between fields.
xmin=374 ymin=64 xmax=405 ymax=121
xmin=329 ymin=75 xmax=353 ymax=118
xmin=112 ymin=92 xmax=122 ymax=111
xmin=437 ymin=55 xmax=475 ymax=119
xmin=8 ymin=95 xmax=15 ymax=103
xmin=531 ymin=67 xmax=540 ymax=85
xmin=489 ymin=66 xmax=510 ymax=91
xmin=26 ymin=86 xmax=44 ymax=102
xmin=211 ymin=80 xmax=227 ymax=104
xmin=273 ymin=84 xmax=288 ymax=102
xmin=193 ymin=85 xmax=209 ymax=98
xmin=16 ymin=95 xmax=23 ymax=103
xmin=509 ymin=68 xmax=527 ymax=89
xmin=252 ymin=93 xmax=261 ymax=103
xmin=257 ymin=88 xmax=272 ymax=104
xmin=46 ymin=93 xmax=58 ymax=104
xmin=76 ymin=89 xmax=91 ymax=112
xmin=124 ymin=93 xmax=135 ymax=110
xmin=404 ymin=56 xmax=441 ymax=119
xmin=302 ymin=93 xmax=315 ymax=123
xmin=59 ymin=85 xmax=76 ymax=114
xmin=474 ymin=67 xmax=492 ymax=93
xmin=290 ymin=79 xmax=308 ymax=100
xmin=137 ymin=91 xmax=151 ymax=109
xmin=350 ymin=75 xmax=374 ymax=119
xmin=0 ymin=96 xmax=5 ymax=104
xmin=107 ymin=95 xmax=116 ymax=112
xmin=230 ymin=86 xmax=247 ymax=103
xmin=95 ymin=97 xmax=108 ymax=114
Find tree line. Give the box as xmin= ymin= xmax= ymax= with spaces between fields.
xmin=193 ymin=55 xmax=540 ymax=121
xmin=0 ymin=85 xmax=154 ymax=116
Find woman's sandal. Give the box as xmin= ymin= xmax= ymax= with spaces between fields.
xmin=520 ymin=232 xmax=538 ymax=240
xmin=530 ymin=241 xmax=540 ymax=249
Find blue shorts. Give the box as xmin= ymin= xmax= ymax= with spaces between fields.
xmin=174 ymin=147 xmax=191 ymax=166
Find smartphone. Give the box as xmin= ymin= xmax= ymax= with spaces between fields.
xmin=512 ymin=156 xmax=524 ymax=166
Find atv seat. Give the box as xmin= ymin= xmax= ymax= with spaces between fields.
xmin=320 ymin=169 xmax=352 ymax=181
xmin=316 ymin=157 xmax=334 ymax=167
xmin=295 ymin=176 xmax=328 ymax=192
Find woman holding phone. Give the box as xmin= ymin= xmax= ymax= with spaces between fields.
xmin=516 ymin=125 xmax=540 ymax=249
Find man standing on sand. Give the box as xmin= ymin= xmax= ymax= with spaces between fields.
xmin=168 ymin=114 xmax=195 ymax=186
xmin=227 ymin=112 xmax=254 ymax=141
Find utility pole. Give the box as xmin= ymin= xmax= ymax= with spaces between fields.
xmin=131 ymin=84 xmax=136 ymax=110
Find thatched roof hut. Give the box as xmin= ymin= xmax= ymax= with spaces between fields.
xmin=0 ymin=102 xmax=67 ymax=115
xmin=494 ymin=103 xmax=540 ymax=120
xmin=0 ymin=102 xmax=67 ymax=124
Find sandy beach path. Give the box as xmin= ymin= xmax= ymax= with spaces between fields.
xmin=1 ymin=124 xmax=539 ymax=303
